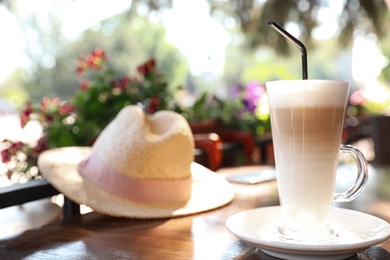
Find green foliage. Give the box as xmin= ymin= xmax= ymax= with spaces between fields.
xmin=1 ymin=49 xmax=177 ymax=181
xmin=243 ymin=62 xmax=297 ymax=82
xmin=181 ymin=81 xmax=271 ymax=135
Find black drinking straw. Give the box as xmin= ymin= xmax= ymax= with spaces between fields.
xmin=268 ymin=20 xmax=308 ymax=80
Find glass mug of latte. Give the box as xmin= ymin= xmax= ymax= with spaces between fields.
xmin=266 ymin=80 xmax=368 ymax=244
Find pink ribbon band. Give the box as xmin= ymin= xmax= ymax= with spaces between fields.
xmin=78 ymin=154 xmax=192 ymax=204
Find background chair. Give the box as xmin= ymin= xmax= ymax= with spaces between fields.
xmin=194 ymin=133 xmax=223 ymax=171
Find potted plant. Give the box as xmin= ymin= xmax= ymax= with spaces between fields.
xmin=1 ymin=48 xmax=176 ymax=181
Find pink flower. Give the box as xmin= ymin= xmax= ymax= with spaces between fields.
xmin=79 ymin=80 xmax=90 ymax=91
xmin=20 ymin=103 xmax=33 ymax=128
xmin=41 ymin=97 xmax=61 ymax=111
xmin=145 ymin=97 xmax=159 ymax=114
xmin=112 ymin=76 xmax=131 ymax=92
xmin=244 ymin=81 xmax=265 ymax=112
xmin=137 ymin=59 xmax=156 ymax=76
xmin=75 ymin=48 xmax=107 ymax=77
xmin=58 ymin=103 xmax=75 ymax=116
xmin=0 ymin=149 xmax=11 ymax=163
xmin=350 ymin=89 xmax=367 ymax=106
xmin=1 ymin=141 xmax=25 ymax=163
xmin=31 ymin=136 xmax=48 ymax=154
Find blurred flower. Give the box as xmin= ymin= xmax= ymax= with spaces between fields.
xmin=182 ymin=81 xmax=270 ymax=136
xmin=20 ymin=103 xmax=33 ymax=128
xmin=1 ymin=141 xmax=24 ymax=163
xmin=243 ymin=81 xmax=265 ymax=113
xmin=75 ymin=48 xmax=107 ymax=76
xmin=348 ymin=80 xmax=390 ymax=117
xmin=137 ymin=58 xmax=156 ymax=75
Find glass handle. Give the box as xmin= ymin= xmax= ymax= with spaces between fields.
xmin=334 ymin=144 xmax=369 ymax=202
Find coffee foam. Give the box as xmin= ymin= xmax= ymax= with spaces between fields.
xmin=266 ymin=80 xmax=349 ymax=107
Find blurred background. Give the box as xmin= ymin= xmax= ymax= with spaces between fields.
xmin=1 ymin=0 xmax=390 ymax=177
xmin=1 ymin=0 xmax=390 ymax=240
xmin=0 ymin=0 xmax=389 ymax=109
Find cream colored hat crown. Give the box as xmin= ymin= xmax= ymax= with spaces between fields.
xmin=91 ymin=105 xmax=194 ymax=180
xmin=38 ymin=105 xmax=234 ymax=218
xmin=77 ymin=106 xmax=194 ymax=204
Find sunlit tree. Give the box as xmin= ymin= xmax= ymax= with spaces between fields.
xmin=129 ymin=0 xmax=389 ymax=54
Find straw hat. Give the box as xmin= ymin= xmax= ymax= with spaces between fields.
xmin=38 ymin=105 xmax=234 ymax=218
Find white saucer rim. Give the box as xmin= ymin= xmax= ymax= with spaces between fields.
xmin=225 ymin=206 xmax=390 ymax=253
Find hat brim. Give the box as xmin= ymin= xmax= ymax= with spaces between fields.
xmin=38 ymin=147 xmax=235 ymax=218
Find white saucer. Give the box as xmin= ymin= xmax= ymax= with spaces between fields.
xmin=225 ymin=206 xmax=390 ymax=260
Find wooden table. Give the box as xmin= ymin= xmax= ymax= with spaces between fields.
xmin=1 ymin=165 xmax=390 ymax=259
